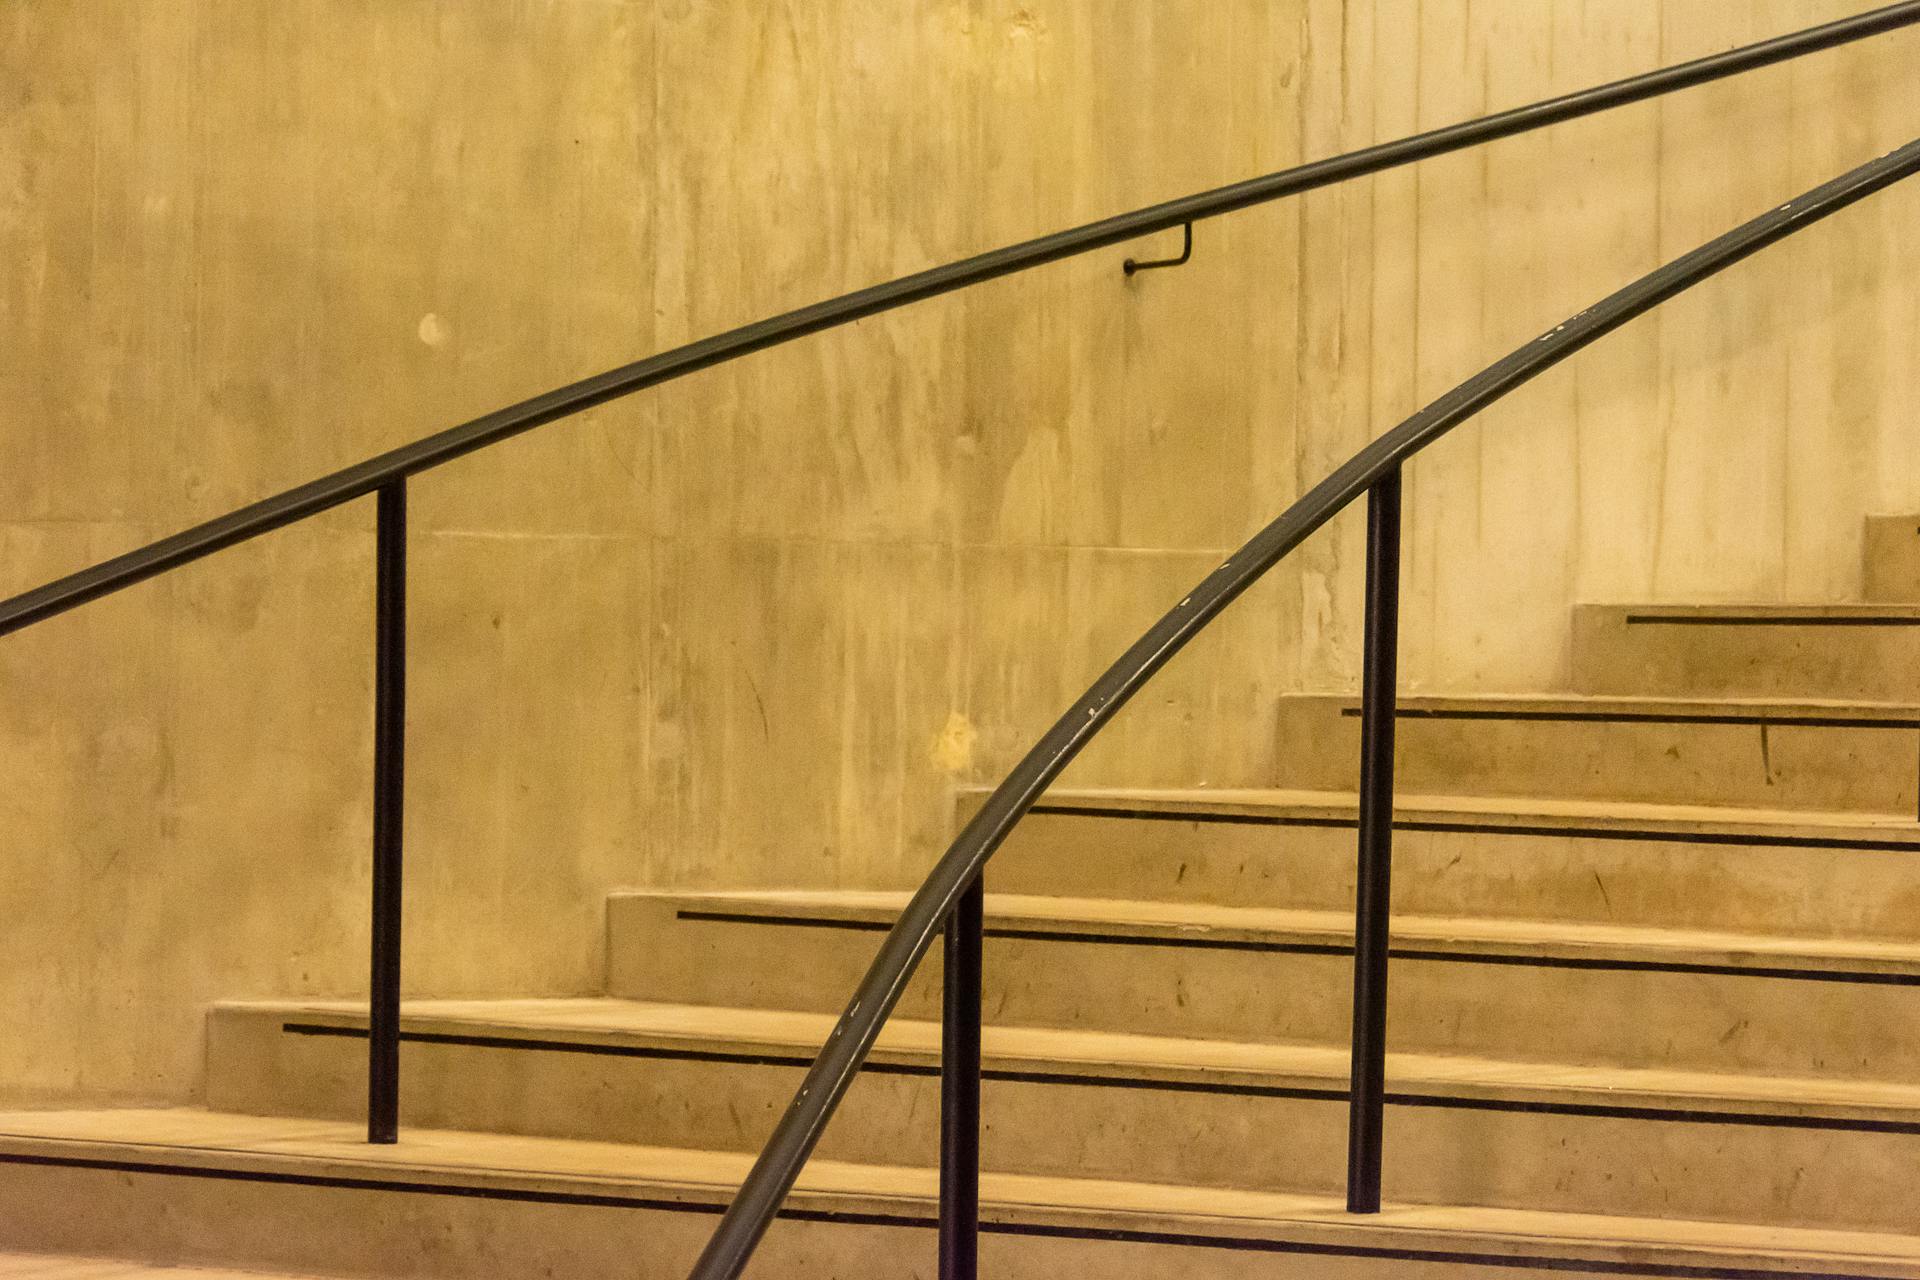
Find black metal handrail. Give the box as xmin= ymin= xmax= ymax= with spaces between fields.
xmin=2 ymin=3 xmax=1917 ymax=638
xmin=3 ymin=0 xmax=1917 ymax=1266
xmin=687 ymin=139 xmax=1920 ymax=1277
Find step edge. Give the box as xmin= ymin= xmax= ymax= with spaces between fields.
xmin=608 ymin=889 xmax=1920 ymax=973
xmin=956 ymin=784 xmax=1920 ymax=837
xmin=211 ymin=1001 xmax=1920 ymax=1123
xmin=1576 ymin=602 xmax=1920 ymax=620
xmin=6 ymin=1112 xmax=1919 ymax=1272
xmin=0 ymin=1249 xmax=348 ymax=1279
xmin=1276 ymin=692 xmax=1920 ymax=715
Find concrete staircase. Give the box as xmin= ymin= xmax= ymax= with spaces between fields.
xmin=6 ymin=517 xmax=1920 ymax=1277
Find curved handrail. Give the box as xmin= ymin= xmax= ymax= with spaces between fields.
xmin=686 ymin=138 xmax=1920 ymax=1278
xmin=4 ymin=1 xmax=1919 ymax=637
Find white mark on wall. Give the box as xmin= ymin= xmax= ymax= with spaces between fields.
xmin=928 ymin=710 xmax=977 ymax=774
xmin=417 ymin=312 xmax=451 ymax=348
xmin=652 ymin=719 xmax=686 ymax=762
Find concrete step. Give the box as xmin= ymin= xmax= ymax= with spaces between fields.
xmin=607 ymin=890 xmax=1920 ymax=1080
xmin=1273 ymin=693 xmax=1920 ymax=813
xmin=4 ymin=1108 xmax=1918 ymax=1279
xmin=969 ymin=787 xmax=1920 ymax=939
xmin=209 ymin=997 xmax=1920 ymax=1232
xmin=1571 ymin=604 xmax=1920 ymax=700
xmin=1865 ymin=514 xmax=1920 ymax=603
xmin=0 ymin=1253 xmax=343 ymax=1278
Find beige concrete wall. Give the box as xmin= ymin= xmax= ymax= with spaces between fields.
xmin=1 ymin=2 xmax=1916 ymax=1105
xmin=1293 ymin=1 xmax=1920 ymax=690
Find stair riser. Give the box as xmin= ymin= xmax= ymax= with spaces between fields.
xmin=983 ymin=810 xmax=1920 ymax=939
xmin=609 ymin=900 xmax=1920 ymax=1079
xmin=1571 ymin=607 xmax=1920 ymax=701
xmin=0 ymin=1159 xmax=1718 ymax=1280
xmin=205 ymin=1009 xmax=1920 ymax=1232
xmin=1866 ymin=515 xmax=1920 ymax=603
xmin=1274 ymin=697 xmax=1919 ymax=814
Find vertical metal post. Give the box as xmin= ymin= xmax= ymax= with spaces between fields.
xmin=369 ymin=480 xmax=407 ymax=1145
xmin=938 ymin=873 xmax=985 ymax=1280
xmin=1346 ymin=466 xmax=1402 ymax=1213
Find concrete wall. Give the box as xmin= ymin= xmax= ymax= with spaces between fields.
xmin=1 ymin=2 xmax=1916 ymax=1105
xmin=1294 ymin=2 xmax=1920 ymax=692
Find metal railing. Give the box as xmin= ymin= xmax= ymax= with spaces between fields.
xmin=5 ymin=4 xmax=1916 ymax=639
xmin=1 ymin=0 xmax=1916 ymax=1259
xmin=688 ymin=136 xmax=1920 ymax=1280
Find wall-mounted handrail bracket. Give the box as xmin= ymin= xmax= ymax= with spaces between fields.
xmin=1123 ymin=222 xmax=1194 ymax=276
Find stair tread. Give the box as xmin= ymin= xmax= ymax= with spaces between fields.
xmin=227 ymin=997 xmax=1920 ymax=1120
xmin=6 ymin=1108 xmax=1918 ymax=1268
xmin=629 ymin=887 xmax=1920 ymax=972
xmin=996 ymin=785 xmax=1920 ymax=838
xmin=1583 ymin=603 xmax=1920 ymax=620
xmin=1280 ymin=692 xmax=1920 ymax=719
xmin=0 ymin=1252 xmax=333 ymax=1278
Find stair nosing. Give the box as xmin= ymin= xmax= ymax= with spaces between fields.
xmin=956 ymin=784 xmax=1920 ymax=836
xmin=8 ymin=1108 xmax=1920 ymax=1271
xmin=217 ymin=997 xmax=1920 ymax=1125
xmin=1281 ymin=691 xmax=1920 ymax=716
xmin=617 ymin=887 xmax=1920 ymax=975
xmin=1579 ymin=602 xmax=1920 ymax=622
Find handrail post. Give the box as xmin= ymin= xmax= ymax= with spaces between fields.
xmin=369 ymin=480 xmax=407 ymax=1144
xmin=1346 ymin=465 xmax=1401 ymax=1213
xmin=938 ymin=872 xmax=985 ymax=1280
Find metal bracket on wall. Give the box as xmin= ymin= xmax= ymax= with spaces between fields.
xmin=1122 ymin=223 xmax=1193 ymax=276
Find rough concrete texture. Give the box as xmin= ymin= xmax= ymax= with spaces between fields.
xmin=5 ymin=3 xmax=1920 ymax=1112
